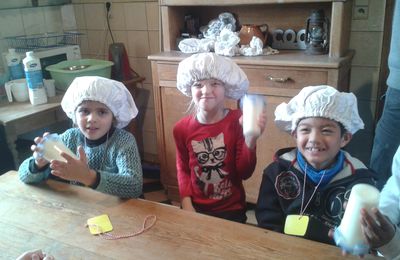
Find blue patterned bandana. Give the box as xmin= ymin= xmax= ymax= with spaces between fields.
xmin=296 ymin=149 xmax=344 ymax=187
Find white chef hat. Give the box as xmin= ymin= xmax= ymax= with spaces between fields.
xmin=176 ymin=52 xmax=249 ymax=100
xmin=61 ymin=76 xmax=138 ymax=128
xmin=274 ymin=85 xmax=364 ymax=134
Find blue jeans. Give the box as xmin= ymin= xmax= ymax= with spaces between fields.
xmin=370 ymin=87 xmax=400 ymax=189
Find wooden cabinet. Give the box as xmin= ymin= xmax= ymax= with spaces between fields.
xmin=149 ymin=0 xmax=353 ymax=203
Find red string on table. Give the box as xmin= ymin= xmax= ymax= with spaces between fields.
xmin=86 ymin=215 xmax=157 ymax=240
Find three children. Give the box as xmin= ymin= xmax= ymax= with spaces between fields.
xmin=17 ymin=52 xmax=391 ymax=256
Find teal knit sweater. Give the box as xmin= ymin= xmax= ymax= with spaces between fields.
xmin=18 ymin=128 xmax=143 ymax=198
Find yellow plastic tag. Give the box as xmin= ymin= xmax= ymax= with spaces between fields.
xmin=284 ymin=215 xmax=309 ymax=236
xmin=87 ymin=214 xmax=113 ymax=235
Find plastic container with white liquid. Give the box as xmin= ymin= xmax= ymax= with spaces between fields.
xmin=6 ymin=48 xmax=24 ymax=80
xmin=37 ymin=133 xmax=78 ymax=162
xmin=23 ymin=51 xmax=47 ymax=105
xmin=242 ymin=94 xmax=265 ymax=138
xmin=334 ymin=183 xmax=380 ymax=255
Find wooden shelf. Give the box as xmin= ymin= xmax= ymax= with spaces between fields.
xmin=149 ymin=50 xmax=354 ymax=68
xmin=160 ymin=0 xmax=352 ymax=58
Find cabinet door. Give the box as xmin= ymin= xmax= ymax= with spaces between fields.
xmin=159 ymin=87 xmax=190 ymax=200
xmin=243 ymin=95 xmax=296 ymax=203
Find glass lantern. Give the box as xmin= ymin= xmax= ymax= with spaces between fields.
xmin=305 ymin=9 xmax=330 ymax=55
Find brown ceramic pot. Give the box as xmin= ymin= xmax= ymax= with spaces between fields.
xmin=239 ymin=24 xmax=268 ymax=46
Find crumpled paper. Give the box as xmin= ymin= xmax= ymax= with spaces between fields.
xmin=179 ymin=23 xmax=279 ymax=57
xmin=214 ymin=28 xmax=240 ymax=57
xmin=202 ymin=12 xmax=236 ymax=40
xmin=178 ymin=38 xmax=215 ymax=54
xmin=239 ymin=36 xmax=263 ymax=56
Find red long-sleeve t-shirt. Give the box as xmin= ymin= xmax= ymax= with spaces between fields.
xmin=173 ymin=109 xmax=257 ymax=213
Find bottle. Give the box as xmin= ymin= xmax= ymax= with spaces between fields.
xmin=334 ymin=184 xmax=380 ymax=255
xmin=37 ymin=133 xmax=78 ymax=162
xmin=242 ymin=94 xmax=265 ymax=138
xmin=5 ymin=48 xmax=24 ymax=80
xmin=23 ymin=51 xmax=47 ymax=105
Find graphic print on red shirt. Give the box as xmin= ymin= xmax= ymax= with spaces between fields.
xmin=192 ymin=133 xmax=233 ymax=200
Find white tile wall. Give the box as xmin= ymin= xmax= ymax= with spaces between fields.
xmin=349 ymin=67 xmax=379 ymax=101
xmin=124 ymin=3 xmax=147 ymax=31
xmin=84 ymin=4 xmax=106 ymax=30
xmin=108 ymin=3 xmax=126 ymax=30
xmin=351 ymin=0 xmax=385 ymax=32
xmin=0 ymin=9 xmax=25 ymax=38
xmin=347 ymin=0 xmax=387 ymax=164
xmin=349 ymin=31 xmax=383 ymax=67
xmin=21 ymin=8 xmax=47 ymax=35
xmin=61 ymin=5 xmax=78 ymax=30
xmin=74 ymin=1 xmax=160 ymax=162
xmin=43 ymin=6 xmax=63 ymax=33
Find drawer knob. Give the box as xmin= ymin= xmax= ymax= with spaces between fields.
xmin=267 ymin=76 xmax=289 ymax=83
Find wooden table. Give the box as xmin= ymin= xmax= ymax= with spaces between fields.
xmin=0 ymin=171 xmax=364 ymax=259
xmin=0 ymin=96 xmax=67 ymax=169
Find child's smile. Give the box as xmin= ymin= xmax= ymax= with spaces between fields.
xmin=294 ymin=117 xmax=351 ymax=170
xmin=192 ymin=79 xmax=225 ymax=112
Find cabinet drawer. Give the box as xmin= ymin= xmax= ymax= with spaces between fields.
xmin=157 ymin=62 xmax=328 ymax=97
xmin=157 ymin=63 xmax=178 ymax=82
xmin=242 ymin=67 xmax=328 ymax=97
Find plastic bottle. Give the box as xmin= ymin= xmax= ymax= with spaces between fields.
xmin=37 ymin=133 xmax=78 ymax=162
xmin=23 ymin=51 xmax=47 ymax=105
xmin=242 ymin=94 xmax=265 ymax=138
xmin=5 ymin=48 xmax=24 ymax=80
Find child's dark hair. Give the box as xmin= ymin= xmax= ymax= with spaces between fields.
xmin=338 ymin=122 xmax=347 ymax=137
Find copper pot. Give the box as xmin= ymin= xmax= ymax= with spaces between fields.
xmin=239 ymin=24 xmax=268 ymax=46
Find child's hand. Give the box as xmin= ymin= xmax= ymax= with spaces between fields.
xmin=258 ymin=107 xmax=267 ymax=135
xmin=241 ymin=107 xmax=268 ymax=149
xmin=181 ymin=197 xmax=196 ymax=212
xmin=361 ymin=207 xmax=395 ymax=249
xmin=16 ymin=249 xmax=54 ymax=260
xmin=49 ymin=145 xmax=97 ymax=186
xmin=31 ymin=132 xmax=51 ymax=168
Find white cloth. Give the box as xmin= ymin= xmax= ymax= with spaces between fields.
xmin=274 ymin=85 xmax=364 ymax=134
xmin=239 ymin=36 xmax=264 ymax=56
xmin=176 ymin=52 xmax=249 ymax=100
xmin=214 ymin=28 xmax=240 ymax=57
xmin=178 ymin=38 xmax=215 ymax=54
xmin=61 ymin=76 xmax=138 ymax=128
xmin=378 ymin=145 xmax=400 ymax=260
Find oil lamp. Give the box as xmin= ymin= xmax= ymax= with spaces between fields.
xmin=305 ymin=9 xmax=330 ymax=55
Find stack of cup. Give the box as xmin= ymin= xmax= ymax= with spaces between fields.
xmin=44 ymin=79 xmax=56 ymax=97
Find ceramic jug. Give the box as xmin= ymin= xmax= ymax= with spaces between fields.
xmin=5 ymin=78 xmax=29 ymax=102
xmin=239 ymin=24 xmax=268 ymax=46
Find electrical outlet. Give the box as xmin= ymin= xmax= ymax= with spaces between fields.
xmin=106 ymin=1 xmax=111 ymax=12
xmin=353 ymin=6 xmax=369 ymax=20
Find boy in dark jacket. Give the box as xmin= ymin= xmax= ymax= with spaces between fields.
xmin=256 ymin=85 xmax=377 ymax=244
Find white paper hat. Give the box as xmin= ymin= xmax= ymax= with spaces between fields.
xmin=274 ymin=85 xmax=364 ymax=134
xmin=61 ymin=76 xmax=138 ymax=128
xmin=176 ymin=53 xmax=249 ymax=100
